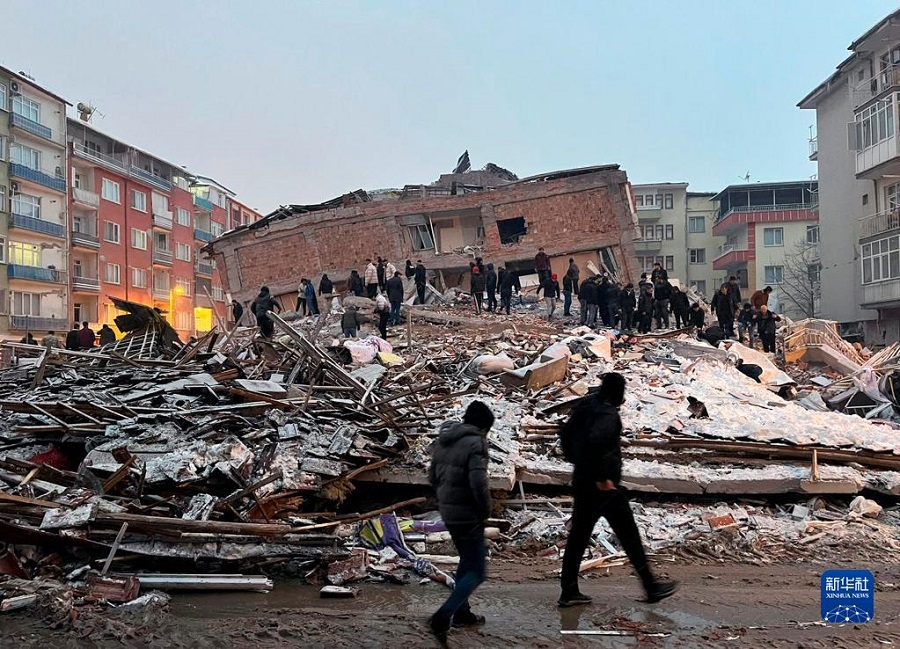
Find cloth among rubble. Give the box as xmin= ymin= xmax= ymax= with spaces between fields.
xmin=343 ymin=335 xmax=392 ymax=364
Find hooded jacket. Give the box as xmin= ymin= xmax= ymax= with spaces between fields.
xmin=349 ymin=272 xmax=365 ymax=296
xmin=671 ymin=289 xmax=690 ymax=313
xmin=471 ymin=271 xmax=486 ymax=294
xmin=485 ymin=264 xmax=497 ymax=293
xmin=428 ymin=421 xmax=491 ymax=526
xmin=563 ymin=397 xmax=623 ymax=489
xmin=319 ymin=276 xmax=334 ymax=295
xmin=500 ymin=271 xmax=521 ymax=295
xmin=653 ymin=281 xmax=673 ymax=301
xmin=252 ymin=288 xmax=277 ymax=319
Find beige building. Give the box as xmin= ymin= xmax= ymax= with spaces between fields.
xmin=685 ymin=192 xmax=720 ymax=298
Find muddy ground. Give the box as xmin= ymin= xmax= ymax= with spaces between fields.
xmin=3 ymin=560 xmax=899 ymax=648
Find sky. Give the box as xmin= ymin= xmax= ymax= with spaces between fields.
xmin=4 ymin=0 xmax=897 ymax=213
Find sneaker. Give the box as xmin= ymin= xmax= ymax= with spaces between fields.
xmin=557 ymin=592 xmax=593 ymax=607
xmin=452 ymin=611 xmax=486 ymax=627
xmin=645 ymin=580 xmax=679 ymax=603
xmin=428 ymin=615 xmax=449 ymax=646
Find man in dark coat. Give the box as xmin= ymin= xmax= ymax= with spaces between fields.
xmin=727 ymin=276 xmax=742 ymax=310
xmin=650 ymin=262 xmax=668 ymax=284
xmin=558 ymin=373 xmax=677 ymax=607
xmin=376 ymin=257 xmax=386 ymax=292
xmin=534 ymin=247 xmax=551 ymax=284
xmin=231 ymin=299 xmax=244 ymax=325
xmin=98 ymin=324 xmax=116 ymax=346
xmin=77 ymin=321 xmax=96 ymax=350
xmin=485 ymin=263 xmax=498 ymax=313
xmin=65 ymin=323 xmax=80 ymax=351
xmin=689 ymin=302 xmax=705 ymax=329
xmin=597 ymin=278 xmax=611 ymax=326
xmin=563 ymin=273 xmax=574 ymax=317
xmin=582 ymin=277 xmax=599 ymax=327
xmin=652 ymin=279 xmax=672 ymax=329
xmin=499 ymin=270 xmax=520 ymax=315
xmin=415 ymin=260 xmax=428 ymax=305
xmin=386 ymin=271 xmax=405 ymax=325
xmin=670 ymin=286 xmax=690 ymax=329
xmin=604 ymin=280 xmax=620 ymax=326
xmin=618 ymin=284 xmax=636 ymax=330
xmin=711 ymin=285 xmax=735 ymax=338
xmin=348 ymin=270 xmax=365 ymax=297
xmin=537 ymin=273 xmax=561 ymax=319
xmin=251 ymin=286 xmax=281 ymax=338
xmin=566 ymin=257 xmax=580 ymax=295
xmin=754 ymin=304 xmax=781 ymax=353
xmin=471 ymin=267 xmax=487 ymax=315
xmin=318 ymin=274 xmax=334 ymax=297
xmin=405 ymin=259 xmax=415 ymax=279
xmin=637 ymin=285 xmax=654 ymax=334
xmin=428 ymin=401 xmax=495 ymax=643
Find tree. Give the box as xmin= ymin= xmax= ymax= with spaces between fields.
xmin=779 ymin=240 xmax=821 ymax=319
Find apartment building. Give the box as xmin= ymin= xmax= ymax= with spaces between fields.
xmin=711 ymin=181 xmax=819 ymax=321
xmin=67 ymin=119 xmax=259 ymax=340
xmin=685 ymin=192 xmax=720 ymax=298
xmin=0 ymin=66 xmax=70 ymax=338
xmin=800 ymin=9 xmax=900 ymax=343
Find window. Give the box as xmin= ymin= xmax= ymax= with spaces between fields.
xmin=10 ymin=143 xmax=40 ymax=169
xmin=153 ymin=232 xmax=170 ymax=252
xmin=861 ymin=235 xmax=900 ymax=283
xmin=0 ymin=84 xmax=6 ymax=112
xmin=12 ymin=193 xmax=40 ymax=219
xmin=175 ymin=312 xmax=193 ymax=330
xmin=11 ymin=291 xmax=41 ymax=317
xmin=175 ymin=242 xmax=191 ymax=261
xmin=409 ymin=224 xmax=435 ymax=250
xmin=644 ymin=194 xmax=654 ymax=206
xmin=104 ymin=221 xmax=120 ymax=244
xmin=0 ymin=135 xmax=6 ymax=160
xmin=176 ymin=277 xmax=192 ymax=296
xmin=12 ymin=95 xmax=40 ymax=123
xmin=101 ymin=179 xmax=120 ymax=203
xmin=635 ymin=194 xmax=643 ymax=207
xmin=210 ymin=222 xmax=224 ymax=237
xmin=131 ymin=190 xmax=147 ymax=212
xmin=131 ymin=228 xmax=148 ymax=250
xmin=132 ymin=268 xmax=148 ymax=288
xmin=105 ymin=263 xmax=121 ymax=284
xmin=176 ymin=208 xmax=191 ymax=226
xmin=863 ymin=194 xmax=869 ymax=206
xmin=886 ymin=182 xmax=900 ymax=210
xmin=151 ymin=193 xmax=168 ymax=215
xmin=689 ymin=249 xmax=706 ymax=264
xmin=664 ymin=224 xmax=674 ymax=240
xmin=808 ymin=264 xmax=822 ymax=284
xmin=664 ymin=194 xmax=674 ymax=210
xmin=665 ymin=256 xmax=674 ymax=271
xmin=212 ymin=286 xmax=226 ymax=301
xmin=763 ymin=227 xmax=784 ymax=247
xmin=655 ymin=194 xmax=663 ymax=208
xmin=688 ymin=216 xmax=705 ymax=233
xmin=764 ymin=265 xmax=784 ymax=284
xmin=8 ymin=241 xmax=40 ymax=266
xmin=0 ymin=185 xmax=5 ymax=213
xmin=695 ymin=280 xmax=707 ymax=296
xmin=806 ymin=225 xmax=820 ymax=245
xmin=854 ymin=99 xmax=894 ymax=151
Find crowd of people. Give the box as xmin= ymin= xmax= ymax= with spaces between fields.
xmin=19 ymin=322 xmax=118 ymax=351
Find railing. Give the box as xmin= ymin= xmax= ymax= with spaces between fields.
xmin=72 ymin=143 xmax=128 ymax=173
xmin=809 ymin=136 xmax=818 ymax=160
xmin=72 ymin=275 xmax=100 ymax=291
xmin=71 ymin=230 xmax=100 ymax=249
xmin=196 ymin=262 xmax=214 ymax=276
xmin=131 ymin=166 xmax=172 ymax=193
xmin=714 ymin=244 xmax=750 ymax=261
xmin=852 ymin=63 xmax=900 ymax=109
xmin=72 ymin=187 xmax=100 ymax=208
xmin=9 ymin=163 xmax=66 ymax=193
xmin=716 ymin=202 xmax=817 ymax=223
xmin=9 ymin=213 xmax=65 ymax=238
xmin=10 ymin=112 xmax=53 ymax=141
xmin=7 ymin=265 xmax=67 ymax=284
xmin=152 ymin=286 xmax=170 ymax=300
xmin=9 ymin=316 xmax=67 ymax=332
xmin=859 ymin=209 xmax=900 ymax=239
xmin=636 ymin=204 xmax=662 ymax=211
xmin=192 ymin=195 xmax=215 ymax=211
xmin=152 ymin=249 xmax=174 ymax=266
xmin=152 ymin=210 xmax=173 ymax=230
xmin=194 ymin=228 xmax=213 ymax=242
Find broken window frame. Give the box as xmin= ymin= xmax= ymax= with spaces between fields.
xmin=407 ymin=224 xmax=434 ymax=252
xmin=496 ymin=216 xmax=527 ymax=245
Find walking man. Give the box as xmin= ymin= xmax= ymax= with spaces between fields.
xmin=538 ymin=273 xmax=560 ymax=320
xmin=428 ymin=401 xmax=495 ymax=643
xmin=558 ymin=373 xmax=678 ymax=607
xmin=670 ymin=286 xmax=690 ymax=329
xmin=471 ymin=266 xmax=486 ymax=315
xmin=251 ymin=286 xmax=280 ymax=339
xmin=499 ymin=269 xmax=520 ymax=315
xmin=755 ymin=304 xmax=781 ymax=354
xmin=485 ymin=263 xmax=498 ymax=313
xmin=711 ymin=285 xmax=735 ymax=338
xmin=349 ymin=270 xmax=365 ymax=297
xmin=566 ymin=257 xmax=580 ymax=295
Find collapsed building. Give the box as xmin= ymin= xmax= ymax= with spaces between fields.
xmin=205 ymin=164 xmax=639 ymax=303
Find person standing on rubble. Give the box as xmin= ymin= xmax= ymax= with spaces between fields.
xmin=415 ymin=260 xmax=428 ymax=305
xmin=41 ymin=331 xmax=60 ymax=349
xmin=251 ymin=286 xmax=281 ymax=339
xmin=619 ymin=283 xmax=636 ymax=330
xmin=737 ymin=303 xmax=755 ymax=346
xmin=296 ymin=279 xmax=308 ymax=315
xmin=597 ymin=277 xmax=611 ymax=326
xmin=563 ymin=271 xmax=575 ymax=317
xmin=471 ymin=266 xmax=487 ymax=315
xmin=534 ymin=247 xmax=551 ymax=284
xmin=99 ymin=324 xmax=116 ymax=346
xmin=726 ymin=275 xmax=743 ymax=311
xmin=386 ymin=271 xmax=405 ymax=325
xmin=499 ymin=268 xmax=520 ymax=315
xmin=567 ymin=257 xmax=580 ymax=295
xmin=374 ymin=291 xmax=390 ymax=339
xmin=318 ymin=274 xmax=334 ymax=316
xmin=557 ymin=372 xmax=678 ymax=608
xmin=604 ymin=279 xmax=621 ymax=327
xmin=750 ymin=285 xmax=772 ymax=310
xmin=306 ymin=279 xmax=320 ymax=316
xmin=405 ymin=259 xmax=416 ymax=279
xmin=689 ymin=301 xmax=705 ymax=329
xmin=341 ymin=305 xmax=362 ymax=338
xmin=538 ymin=273 xmax=560 ymax=319
xmin=376 ymin=257 xmax=386 ymax=293
xmin=365 ymin=258 xmax=379 ymax=299
xmin=652 ymin=278 xmax=672 ymax=329
xmin=637 ymin=284 xmax=654 ymax=334
xmin=485 ymin=263 xmax=498 ymax=313
xmin=65 ymin=323 xmax=80 ymax=351
xmin=670 ymin=286 xmax=690 ymax=329
xmin=711 ymin=285 xmax=736 ymax=338
xmin=349 ymin=269 xmax=365 ymax=297
xmin=428 ymin=400 xmax=495 ymax=643
xmin=651 ymin=262 xmax=668 ymax=284
xmin=231 ymin=299 xmax=244 ymax=326
xmin=77 ymin=321 xmax=96 ymax=350
xmin=385 ymin=258 xmax=397 ymax=281
xmin=754 ymin=304 xmax=781 ymax=354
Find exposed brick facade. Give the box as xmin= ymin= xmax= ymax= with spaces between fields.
xmin=209 ymin=166 xmax=638 ymax=303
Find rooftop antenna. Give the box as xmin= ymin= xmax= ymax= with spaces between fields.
xmin=738 ymin=171 xmax=751 ymax=183
xmin=76 ymin=102 xmax=104 ymax=122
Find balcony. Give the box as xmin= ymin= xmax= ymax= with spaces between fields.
xmin=131 ymin=166 xmax=172 ymax=193
xmin=713 ymin=203 xmax=818 ymax=235
xmin=10 ymin=112 xmax=54 ymax=142
xmin=71 ymin=230 xmax=101 ymax=250
xmin=9 ymin=213 xmax=65 ymax=238
xmin=152 ymin=249 xmax=174 ymax=266
xmin=636 ymin=204 xmax=662 ymax=220
xmin=72 ymin=143 xmax=127 ymax=173
xmin=7 ymin=265 xmax=67 ymax=284
xmin=72 ymin=187 xmax=100 ymax=208
xmin=72 ymin=275 xmax=101 ymax=292
xmin=712 ymin=244 xmax=753 ymax=271
xmin=192 ymin=195 xmax=215 ymax=212
xmin=9 ymin=315 xmax=67 ymax=332
xmin=633 ymin=238 xmax=663 ymax=252
xmin=152 ymin=286 xmax=170 ymax=301
xmin=809 ymin=136 xmax=818 ymax=161
xmin=196 ymin=262 xmax=214 ymax=276
xmin=852 ymin=64 xmax=900 ymax=110
xmin=9 ymin=163 xmax=66 ymax=193
xmin=859 ymin=209 xmax=900 ymax=240
xmin=862 ymin=277 xmax=900 ymax=308
xmin=194 ymin=228 xmax=213 ymax=242
xmin=152 ymin=209 xmax=173 ymax=230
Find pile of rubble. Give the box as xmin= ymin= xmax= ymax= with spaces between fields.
xmin=1 ymin=300 xmax=899 ymax=621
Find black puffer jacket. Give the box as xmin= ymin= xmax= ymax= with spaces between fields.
xmin=563 ymin=398 xmax=623 ymax=489
xmin=428 ymin=422 xmax=491 ymax=526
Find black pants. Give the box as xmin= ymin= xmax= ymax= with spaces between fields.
xmin=560 ymin=487 xmax=654 ymax=598
xmin=378 ymin=310 xmax=389 ymax=339
xmin=761 ymin=332 xmax=776 ymax=353
xmin=433 ymin=523 xmax=486 ymax=626
xmin=416 ymin=283 xmax=426 ymax=305
xmin=487 ymin=290 xmax=497 ymax=312
xmin=598 ymin=302 xmax=610 ymax=326
xmin=296 ymin=297 xmax=306 ymax=315
xmin=639 ymin=311 xmax=652 ymax=334
xmin=673 ymin=310 xmax=688 ymax=329
xmin=367 ymin=284 xmax=378 ymax=299
xmin=258 ymin=316 xmax=274 ymax=339
xmin=474 ymin=293 xmax=483 ymax=314
xmin=501 ymin=292 xmax=512 ymax=314
xmin=621 ymin=309 xmax=633 ymax=330
xmin=654 ymin=299 xmax=670 ymax=329
xmin=718 ymin=316 xmax=735 ymax=338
